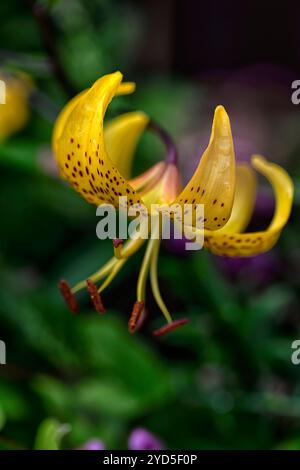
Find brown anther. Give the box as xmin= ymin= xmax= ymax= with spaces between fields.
xmin=86 ymin=279 xmax=105 ymax=313
xmin=129 ymin=301 xmax=145 ymax=333
xmin=58 ymin=279 xmax=79 ymax=314
xmin=136 ymin=307 xmax=148 ymax=331
xmin=152 ymin=318 xmax=189 ymax=337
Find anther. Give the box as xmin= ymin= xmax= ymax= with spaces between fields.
xmin=86 ymin=279 xmax=105 ymax=313
xmin=152 ymin=318 xmax=189 ymax=337
xmin=59 ymin=279 xmax=79 ymax=314
xmin=129 ymin=300 xmax=145 ymax=333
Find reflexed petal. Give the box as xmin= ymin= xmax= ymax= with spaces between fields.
xmin=218 ymin=163 xmax=257 ymax=234
xmin=104 ymin=111 xmax=149 ymax=179
xmin=52 ymin=90 xmax=86 ymax=167
xmin=174 ymin=105 xmax=236 ymax=230
xmin=203 ymin=155 xmax=293 ymax=256
xmin=116 ymin=81 xmax=136 ymax=95
xmin=52 ymin=80 xmax=135 ymax=160
xmin=52 ymin=72 xmax=142 ymax=208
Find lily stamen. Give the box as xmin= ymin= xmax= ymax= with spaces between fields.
xmin=137 ymin=226 xmax=159 ymax=304
xmin=129 ymin=300 xmax=145 ymax=333
xmin=59 ymin=279 xmax=79 ymax=314
xmin=98 ymin=259 xmax=126 ymax=294
xmin=153 ymin=319 xmax=189 ymax=337
xmin=86 ymin=279 xmax=105 ymax=313
xmin=130 ymin=222 xmax=159 ymax=329
xmin=71 ymin=257 xmax=117 ymax=294
xmin=150 ymin=239 xmax=172 ymax=324
xmin=71 ymin=235 xmax=146 ymax=295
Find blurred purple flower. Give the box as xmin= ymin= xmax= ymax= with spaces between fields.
xmin=252 ymin=189 xmax=275 ymax=227
xmin=128 ymin=428 xmax=164 ymax=450
xmin=162 ymin=234 xmax=189 ymax=256
xmin=216 ymin=251 xmax=280 ymax=288
xmin=180 ymin=64 xmax=298 ymax=189
xmin=80 ymin=439 xmax=106 ymax=450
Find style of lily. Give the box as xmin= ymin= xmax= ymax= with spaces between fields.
xmin=52 ymin=71 xmax=293 ymax=336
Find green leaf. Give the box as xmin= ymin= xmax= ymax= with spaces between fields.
xmin=0 ymin=139 xmax=41 ymax=173
xmin=0 ymin=405 xmax=6 ymax=431
xmin=79 ymin=316 xmax=171 ymax=407
xmin=34 ymin=418 xmax=70 ymax=450
xmin=0 ymin=382 xmax=28 ymax=421
xmin=33 ymin=316 xmax=172 ymax=420
xmin=75 ymin=379 xmax=145 ymax=417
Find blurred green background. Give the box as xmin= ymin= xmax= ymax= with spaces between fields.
xmin=0 ymin=0 xmax=300 ymax=450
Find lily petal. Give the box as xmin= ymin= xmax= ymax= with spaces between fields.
xmin=104 ymin=111 xmax=149 ymax=179
xmin=204 ymin=155 xmax=294 ymax=256
xmin=52 ymin=72 xmax=142 ymax=208
xmin=116 ymin=81 xmax=136 ymax=95
xmin=130 ymin=161 xmax=166 ymax=193
xmin=174 ymin=105 xmax=236 ymax=230
xmin=0 ymin=73 xmax=30 ymax=141
xmin=53 ymin=79 xmax=136 ymax=158
xmin=218 ymin=163 xmax=257 ymax=234
xmin=52 ymin=90 xmax=86 ymax=167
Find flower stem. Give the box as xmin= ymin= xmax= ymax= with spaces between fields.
xmin=148 ymin=120 xmax=178 ymax=165
xmin=27 ymin=0 xmax=76 ymax=97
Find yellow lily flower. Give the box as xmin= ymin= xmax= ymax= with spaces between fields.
xmin=0 ymin=72 xmax=31 ymax=141
xmin=53 ymin=71 xmax=293 ymax=336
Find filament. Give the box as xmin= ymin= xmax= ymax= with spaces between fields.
xmin=150 ymin=239 xmax=172 ymax=324
xmin=137 ymin=238 xmax=156 ymax=301
xmin=71 ymin=235 xmax=145 ymax=294
xmin=98 ymin=258 xmax=126 ymax=293
xmin=137 ymin=215 xmax=160 ymax=301
xmin=71 ymin=257 xmax=116 ymax=293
